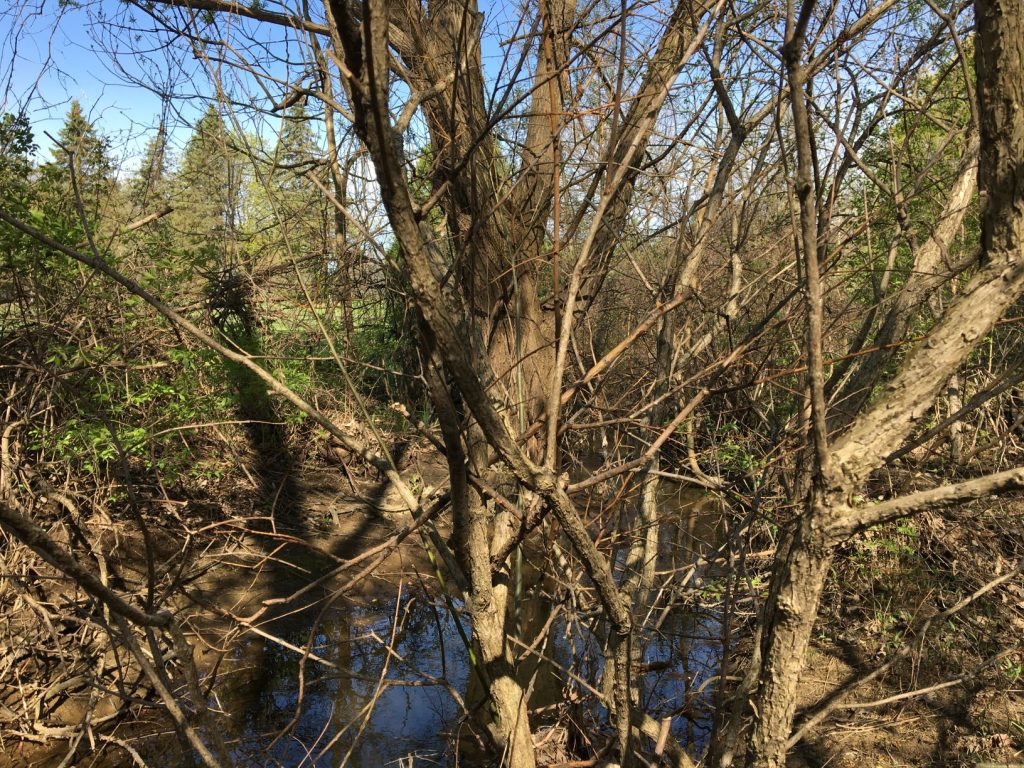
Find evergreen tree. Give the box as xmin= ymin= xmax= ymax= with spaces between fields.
xmin=275 ymin=102 xmax=318 ymax=189
xmin=39 ymin=101 xmax=114 ymax=231
xmin=171 ymin=105 xmax=244 ymax=265
xmin=130 ymin=123 xmax=169 ymax=211
xmin=0 ymin=113 xmax=37 ymax=300
xmin=121 ymin=123 xmax=181 ymax=294
xmin=271 ymin=102 xmax=325 ymax=263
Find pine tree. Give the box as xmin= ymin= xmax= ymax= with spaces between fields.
xmin=130 ymin=123 xmax=169 ymax=211
xmin=171 ymin=105 xmax=244 ymax=265
xmin=271 ymin=102 xmax=324 ymax=264
xmin=275 ymin=102 xmax=318 ymax=189
xmin=121 ymin=123 xmax=181 ymax=294
xmin=40 ymin=101 xmax=114 ymax=231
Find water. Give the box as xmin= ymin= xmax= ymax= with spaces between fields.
xmin=80 ymin=482 xmax=723 ymax=767
xmin=220 ymin=595 xmax=472 ymax=766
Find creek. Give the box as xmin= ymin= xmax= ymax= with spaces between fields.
xmin=80 ymin=481 xmax=724 ymax=767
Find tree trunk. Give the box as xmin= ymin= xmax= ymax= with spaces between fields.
xmin=743 ymin=497 xmax=835 ymax=767
xmin=744 ymin=6 xmax=1024 ymax=763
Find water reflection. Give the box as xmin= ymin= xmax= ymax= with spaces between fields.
xmin=212 ymin=481 xmax=723 ymax=766
xmin=84 ymin=481 xmax=723 ymax=767
xmin=650 ymin=482 xmax=725 ymax=750
xmin=222 ymin=597 xmax=472 ymax=766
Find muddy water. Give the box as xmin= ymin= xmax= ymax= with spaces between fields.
xmin=641 ymin=482 xmax=726 ymax=751
xmin=93 ymin=482 xmax=723 ymax=767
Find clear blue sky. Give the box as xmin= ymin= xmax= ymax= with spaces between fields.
xmin=1 ymin=0 xmax=523 ymax=172
xmin=1 ymin=1 xmax=186 ymax=168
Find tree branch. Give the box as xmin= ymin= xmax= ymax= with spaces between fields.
xmin=829 ymin=466 xmax=1024 ymax=538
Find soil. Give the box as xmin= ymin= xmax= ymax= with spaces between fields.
xmin=789 ymin=500 xmax=1024 ymax=768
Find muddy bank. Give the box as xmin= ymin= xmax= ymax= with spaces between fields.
xmin=786 ymin=502 xmax=1024 ymax=767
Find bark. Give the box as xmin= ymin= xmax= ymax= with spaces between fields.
xmin=397 ymin=0 xmax=569 ymax=430
xmin=832 ymin=258 xmax=1024 ymax=486
xmin=743 ymin=6 xmax=838 ymax=764
xmin=829 ymin=466 xmax=1024 ymax=539
xmin=888 ymin=359 xmax=1024 ymax=462
xmin=829 ymin=0 xmax=1024 ymax=486
xmin=745 ymin=500 xmax=835 ymax=768
xmin=319 ymin=4 xmax=730 ymax=760
xmin=424 ymin=336 xmax=537 ymax=766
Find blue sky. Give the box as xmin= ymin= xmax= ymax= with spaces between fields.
xmin=0 ymin=0 xmax=522 ymax=171
xmin=1 ymin=1 xmax=182 ymax=167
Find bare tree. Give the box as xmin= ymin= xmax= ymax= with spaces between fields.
xmin=2 ymin=0 xmax=1023 ymax=765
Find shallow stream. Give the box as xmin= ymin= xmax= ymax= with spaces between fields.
xmin=75 ymin=482 xmax=723 ymax=767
